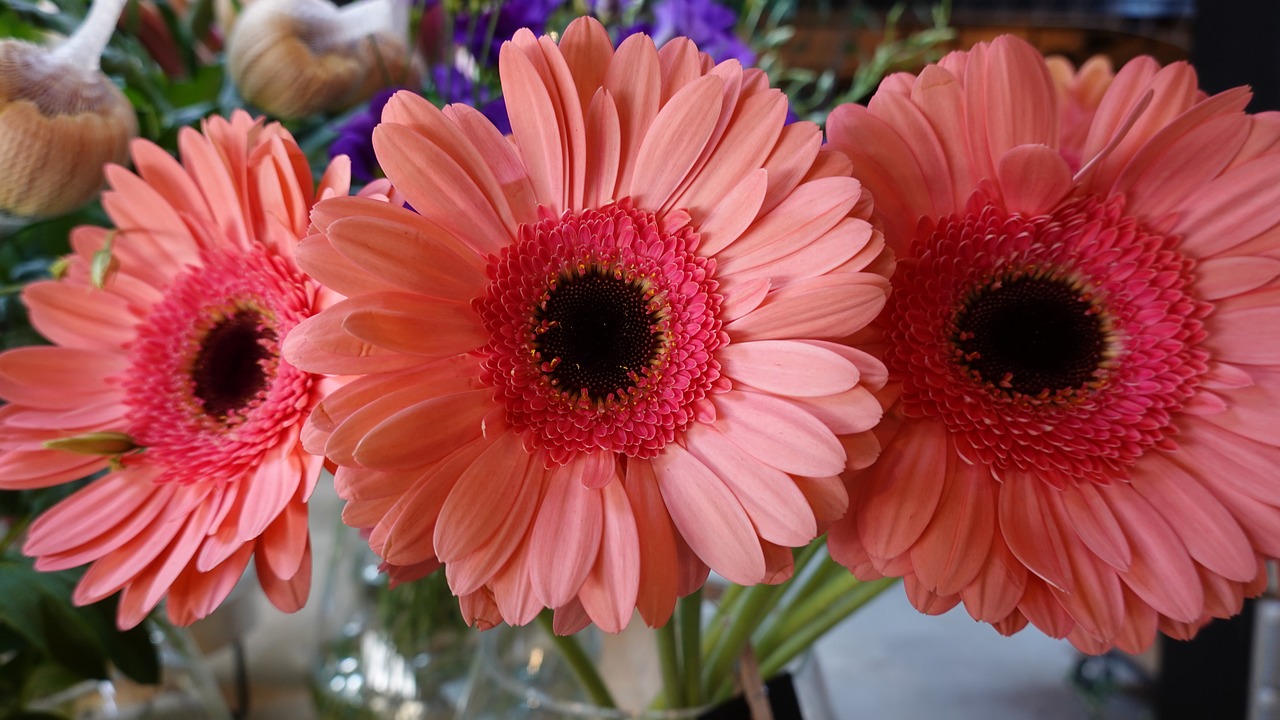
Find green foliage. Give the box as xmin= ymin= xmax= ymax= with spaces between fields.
xmin=0 ymin=550 xmax=159 ymax=718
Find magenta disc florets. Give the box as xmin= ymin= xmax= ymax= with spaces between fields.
xmin=886 ymin=194 xmax=1210 ymax=485
xmin=477 ymin=200 xmax=726 ymax=464
xmin=123 ymin=247 xmax=314 ymax=484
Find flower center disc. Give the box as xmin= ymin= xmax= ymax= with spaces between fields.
xmin=192 ymin=310 xmax=277 ymax=420
xmin=885 ymin=195 xmax=1209 ymax=484
xmin=535 ymin=272 xmax=663 ymax=400
xmin=954 ymin=275 xmax=1106 ymax=395
xmin=123 ymin=247 xmax=314 ymax=484
xmin=479 ymin=200 xmax=724 ymax=464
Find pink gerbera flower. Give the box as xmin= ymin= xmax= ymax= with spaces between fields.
xmin=826 ymin=35 xmax=1280 ymax=654
xmin=286 ymin=17 xmax=892 ymax=633
xmin=0 ymin=111 xmax=349 ymax=629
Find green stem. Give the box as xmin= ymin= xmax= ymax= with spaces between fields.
xmin=701 ymin=582 xmax=745 ymax=658
xmin=655 ymin=615 xmax=684 ymax=709
xmin=678 ymin=589 xmax=702 ymax=707
xmin=535 ymin=612 xmax=617 ymax=709
xmin=701 ymin=583 xmax=783 ymax=699
xmin=756 ymin=577 xmax=898 ymax=681
xmin=753 ymin=556 xmax=844 ymax=653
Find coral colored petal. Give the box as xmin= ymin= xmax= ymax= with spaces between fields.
xmin=442 ymin=104 xmax=540 ymax=226
xmin=696 ymin=169 xmax=768 ymax=256
xmin=855 ymin=419 xmax=949 ymax=561
xmin=577 ymin=479 xmax=641 ymax=633
xmin=374 ymin=124 xmax=512 ymax=256
xmin=605 ymin=34 xmax=662 ymax=195
xmin=630 ymin=75 xmax=723 ymax=211
xmin=23 ymin=470 xmax=157 ymax=555
xmin=283 ymin=304 xmax=424 ymax=376
xmin=999 ymin=471 xmax=1076 ymax=591
xmin=1132 ymin=453 xmax=1256 ymax=582
xmin=1059 ymin=481 xmax=1132 ymax=572
xmin=712 ymin=390 xmax=845 ymax=477
xmin=726 ymin=272 xmax=889 ymax=342
xmin=960 ymin=535 xmax=1028 ymax=624
xmin=719 ymin=340 xmax=858 ymax=397
xmin=445 ymin=460 xmax=543 ymax=595
xmin=624 ymin=459 xmax=680 ymax=628
xmin=354 ymin=390 xmax=492 ymax=469
xmin=259 ymin=498 xmax=310 ymax=580
xmin=584 ymin=90 xmax=622 ymax=209
xmin=684 ymin=423 xmax=817 ymax=546
xmin=1101 ymin=483 xmax=1204 ymax=623
xmin=341 ymin=294 xmax=486 ymax=358
xmin=529 ymin=458 xmax=606 ymax=608
xmin=652 ymin=443 xmax=765 ymax=585
xmin=500 ymin=42 xmax=567 ymax=214
xmin=909 ymin=457 xmax=997 ymax=596
xmin=434 ymin=432 xmax=530 ymax=563
xmin=718 ymin=177 xmax=861 ymax=271
xmin=0 ymin=449 xmax=110 ymax=489
xmin=23 ymin=282 xmax=138 ymax=351
xmin=0 ymin=347 xmax=126 ymax=409
xmin=257 ymin=538 xmax=311 ymax=614
xmin=996 ymin=144 xmax=1074 ymax=214
xmin=560 ymin=17 xmax=615 ymax=114
xmin=325 ymin=214 xmax=488 ymax=301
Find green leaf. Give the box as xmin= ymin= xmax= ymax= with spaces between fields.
xmin=0 ymin=560 xmax=107 ymax=681
xmin=74 ymin=597 xmax=159 ymax=685
xmin=21 ymin=662 xmax=85 ymax=706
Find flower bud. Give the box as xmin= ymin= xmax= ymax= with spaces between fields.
xmin=0 ymin=0 xmax=137 ymax=219
xmin=227 ymin=0 xmax=417 ymax=119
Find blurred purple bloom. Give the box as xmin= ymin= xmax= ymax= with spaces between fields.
xmin=430 ymin=65 xmax=511 ymax=135
xmin=456 ymin=0 xmax=566 ymax=66
xmin=329 ymin=87 xmax=400 ymax=184
xmin=617 ymin=0 xmax=753 ymax=65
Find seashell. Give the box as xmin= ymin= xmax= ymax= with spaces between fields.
xmin=227 ymin=0 xmax=417 ymax=119
xmin=0 ymin=0 xmax=137 ymax=219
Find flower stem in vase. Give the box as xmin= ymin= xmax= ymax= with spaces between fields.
xmin=679 ymin=589 xmax=703 ymax=707
xmin=536 ymin=611 xmax=618 ymax=709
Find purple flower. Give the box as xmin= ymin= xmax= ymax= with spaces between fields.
xmin=455 ymin=0 xmax=566 ymax=66
xmin=619 ymin=0 xmax=754 ymax=65
xmin=329 ymin=87 xmax=401 ymax=184
xmin=429 ymin=65 xmax=511 ymax=135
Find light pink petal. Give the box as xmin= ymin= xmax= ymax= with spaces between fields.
xmin=1101 ymin=482 xmax=1204 ymax=623
xmin=696 ymin=169 xmax=769 ymax=256
xmin=684 ymin=423 xmax=816 ymax=546
xmin=434 ymin=431 xmax=531 ymax=563
xmin=996 ymin=144 xmax=1074 ymax=214
xmin=529 ymin=457 xmax=606 ymax=608
xmin=374 ymin=124 xmax=512 ymax=256
xmin=718 ymin=177 xmax=861 ymax=272
xmin=1194 ymin=256 xmax=1280 ymax=300
xmin=578 ymin=479 xmax=641 ymax=633
xmin=712 ymin=389 xmax=845 ymax=477
xmin=719 ymin=340 xmax=858 ymax=397
xmin=442 ymin=104 xmax=539 ymax=226
xmin=652 ymin=442 xmax=764 ymax=585
xmin=584 ymin=90 xmax=622 ymax=209
xmin=758 ymin=122 xmax=823 ymax=216
xmin=726 ymin=272 xmax=889 ymax=342
xmin=559 ymin=17 xmax=615 ymax=114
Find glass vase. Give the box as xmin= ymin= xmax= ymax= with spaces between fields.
xmin=454 ymin=617 xmax=835 ymax=720
xmin=312 ymin=525 xmax=477 ymax=720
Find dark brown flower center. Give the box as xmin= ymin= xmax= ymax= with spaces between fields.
xmin=192 ymin=310 xmax=277 ymax=420
xmin=953 ymin=275 xmax=1106 ymax=395
xmin=533 ymin=270 xmax=663 ymax=400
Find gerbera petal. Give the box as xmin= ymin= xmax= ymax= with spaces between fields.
xmin=855 ymin=419 xmax=949 ymax=561
xmin=652 ymin=442 xmax=765 ymax=585
xmin=624 ymin=459 xmax=681 ymax=628
xmin=719 ymin=340 xmax=858 ymax=397
xmin=434 ymin=431 xmax=530 ymax=563
xmin=23 ymin=282 xmax=138 ymax=351
xmin=996 ymin=144 xmax=1074 ymax=214
xmin=256 ymin=538 xmax=311 ymax=614
xmin=528 ymin=457 xmax=606 ymax=608
xmin=998 ymin=471 xmax=1075 ymax=591
xmin=684 ymin=423 xmax=817 ymax=546
xmin=629 ymin=75 xmax=723 ymax=211
xmin=909 ymin=456 xmax=997 ymax=596
xmin=1101 ymin=483 xmax=1204 ymax=623
xmin=577 ymin=479 xmax=641 ymax=633
xmin=605 ymin=33 xmax=662 ymax=195
xmin=726 ymin=272 xmax=889 ymax=342
xmin=0 ymin=347 xmax=126 ymax=409
xmin=325 ymin=212 xmax=488 ymax=300
xmin=353 ymin=390 xmax=492 ymax=470
xmin=959 ymin=534 xmax=1028 ymax=624
xmin=445 ymin=459 xmax=543 ymax=595
xmin=340 ymin=293 xmax=486 ymax=358
xmin=712 ymin=390 xmax=845 ymax=477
